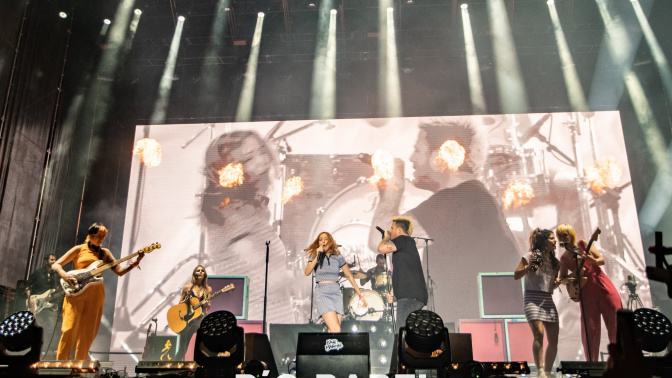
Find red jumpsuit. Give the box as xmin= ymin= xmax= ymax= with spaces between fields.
xmin=560 ymin=239 xmax=622 ymax=361
xmin=56 ymin=244 xmax=106 ymax=360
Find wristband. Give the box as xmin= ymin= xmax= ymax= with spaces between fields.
xmin=358 ymin=294 xmax=363 ymax=298
xmin=130 ymin=260 xmax=141 ymax=270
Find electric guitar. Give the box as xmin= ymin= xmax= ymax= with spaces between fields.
xmin=27 ymin=288 xmax=65 ymax=314
xmin=566 ymin=228 xmax=601 ymax=302
xmin=166 ymin=284 xmax=235 ymax=334
xmin=60 ymin=242 xmax=161 ymax=297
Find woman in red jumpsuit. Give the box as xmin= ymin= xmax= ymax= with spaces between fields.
xmin=556 ymin=224 xmax=622 ymax=361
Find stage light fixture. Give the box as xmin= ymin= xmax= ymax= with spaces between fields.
xmin=397 ymin=310 xmax=451 ymax=376
xmin=547 ymin=0 xmax=555 ymax=4
xmin=330 ymin=9 xmax=337 ymax=15
xmin=634 ymin=308 xmax=672 ymax=352
xmin=242 ymin=360 xmax=269 ymax=377
xmin=178 ymin=15 xmax=185 ymax=21
xmin=258 ymin=12 xmax=265 ymax=17
xmin=134 ymin=9 xmax=142 ymax=15
xmin=308 ymin=1 xmax=317 ymax=7
xmin=194 ymin=311 xmax=245 ymax=377
xmin=135 ymin=361 xmax=199 ymax=374
xmin=58 ymin=12 xmax=67 ymax=18
xmin=461 ymin=3 xmax=468 ymax=9
xmin=103 ymin=19 xmax=111 ymax=24
xmin=32 ymin=360 xmax=100 ymax=375
xmin=0 ymin=311 xmax=43 ymax=376
xmin=387 ymin=7 xmax=394 ymax=13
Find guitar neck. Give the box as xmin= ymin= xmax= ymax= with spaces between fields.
xmin=90 ymin=250 xmax=141 ymax=276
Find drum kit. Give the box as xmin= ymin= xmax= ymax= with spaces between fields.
xmin=338 ymin=270 xmax=392 ymax=322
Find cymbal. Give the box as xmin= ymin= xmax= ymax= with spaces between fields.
xmin=339 ymin=270 xmax=367 ymax=279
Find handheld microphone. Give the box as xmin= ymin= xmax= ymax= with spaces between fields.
xmin=147 ymin=323 xmax=152 ymax=335
xmin=376 ymin=226 xmax=385 ymax=239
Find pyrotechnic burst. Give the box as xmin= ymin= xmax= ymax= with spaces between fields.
xmin=586 ymin=156 xmax=622 ymax=193
xmin=132 ymin=138 xmax=162 ymax=167
xmin=218 ymin=163 xmax=244 ymax=188
xmin=282 ymin=176 xmax=304 ymax=204
xmin=435 ymin=140 xmax=465 ymax=172
xmin=502 ymin=181 xmax=535 ymax=210
xmin=368 ymin=149 xmax=394 ymax=187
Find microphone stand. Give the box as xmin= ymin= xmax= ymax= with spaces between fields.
xmin=383 ymin=254 xmax=396 ymax=333
xmin=263 ymin=241 xmax=270 ymax=335
xmin=308 ymin=271 xmax=316 ymax=324
xmin=573 ymin=249 xmax=592 ymax=361
xmin=413 ymin=236 xmax=435 ymax=312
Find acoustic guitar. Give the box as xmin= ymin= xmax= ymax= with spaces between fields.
xmin=166 ymin=284 xmax=235 ymax=333
xmin=60 ymin=242 xmax=161 ymax=297
xmin=566 ymin=228 xmax=601 ymax=302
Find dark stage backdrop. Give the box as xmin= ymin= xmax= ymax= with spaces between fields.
xmin=110 ymin=112 xmax=649 ymax=368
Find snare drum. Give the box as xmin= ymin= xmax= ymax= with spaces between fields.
xmin=348 ymin=289 xmax=385 ymax=321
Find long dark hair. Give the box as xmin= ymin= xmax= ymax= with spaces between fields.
xmin=529 ymin=228 xmax=560 ymax=272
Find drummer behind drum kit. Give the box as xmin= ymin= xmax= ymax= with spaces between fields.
xmin=338 ymin=270 xmax=392 ymax=322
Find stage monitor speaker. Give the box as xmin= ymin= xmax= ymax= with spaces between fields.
xmin=244 ymin=333 xmax=279 ymax=377
xmin=142 ymin=335 xmax=178 ymax=361
xmin=449 ymin=333 xmax=473 ymax=363
xmin=296 ymin=332 xmax=369 ymax=378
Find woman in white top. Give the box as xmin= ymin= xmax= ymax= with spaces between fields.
xmin=514 ymin=228 xmax=561 ymax=378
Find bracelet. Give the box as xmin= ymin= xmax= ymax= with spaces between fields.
xmin=130 ymin=261 xmax=141 ymax=270
xmin=358 ymin=294 xmax=363 ymax=298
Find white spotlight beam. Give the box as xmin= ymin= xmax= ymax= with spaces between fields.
xmin=461 ymin=5 xmax=486 ymax=114
xmin=547 ymin=1 xmax=587 ymax=112
xmin=198 ymin=0 xmax=232 ymax=114
xmin=593 ymin=0 xmax=670 ymax=237
xmin=149 ymin=17 xmax=185 ymax=125
xmin=631 ymin=0 xmax=672 ymax=117
xmin=487 ymin=0 xmax=529 ymax=114
xmin=235 ymin=14 xmax=265 ymax=122
xmin=384 ymin=6 xmax=402 ymax=117
xmin=309 ymin=2 xmax=338 ymax=120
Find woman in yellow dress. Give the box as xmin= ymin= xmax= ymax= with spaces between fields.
xmin=52 ymin=223 xmax=144 ymax=360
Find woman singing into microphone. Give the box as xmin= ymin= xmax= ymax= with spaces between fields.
xmin=514 ymin=228 xmax=561 ymax=378
xmin=305 ymin=232 xmax=367 ymax=332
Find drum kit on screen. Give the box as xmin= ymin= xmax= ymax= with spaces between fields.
xmin=338 ymin=270 xmax=392 ymax=322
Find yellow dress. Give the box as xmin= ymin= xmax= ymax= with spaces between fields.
xmin=56 ymin=243 xmax=106 ymax=360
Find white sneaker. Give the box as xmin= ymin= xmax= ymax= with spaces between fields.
xmin=536 ymin=371 xmax=548 ymax=378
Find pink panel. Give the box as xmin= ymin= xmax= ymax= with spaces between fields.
xmin=458 ymin=319 xmax=506 ymax=362
xmin=506 ymin=320 xmax=535 ymax=364
xmin=239 ymin=320 xmax=263 ymax=333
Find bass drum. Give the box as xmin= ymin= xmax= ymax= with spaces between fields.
xmin=309 ymin=178 xmax=432 ymax=265
xmin=348 ymin=289 xmax=385 ymax=321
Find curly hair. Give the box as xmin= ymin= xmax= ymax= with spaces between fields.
xmin=529 ymin=228 xmax=560 ymax=272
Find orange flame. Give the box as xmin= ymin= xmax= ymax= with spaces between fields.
xmin=132 ymin=138 xmax=162 ymax=167
xmin=282 ymin=176 xmax=304 ymax=204
xmin=502 ymin=181 xmax=535 ymax=210
xmin=368 ymin=149 xmax=394 ymax=187
xmin=435 ymin=140 xmax=465 ymax=172
xmin=586 ymin=156 xmax=622 ymax=193
xmin=218 ymin=163 xmax=244 ymax=188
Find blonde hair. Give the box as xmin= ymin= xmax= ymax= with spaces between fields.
xmin=556 ymin=224 xmax=577 ymax=246
xmin=393 ymin=216 xmax=414 ymax=236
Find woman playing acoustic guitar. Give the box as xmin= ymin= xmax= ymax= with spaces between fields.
xmin=175 ymin=265 xmax=212 ymax=361
xmin=556 ymin=224 xmax=622 ymax=362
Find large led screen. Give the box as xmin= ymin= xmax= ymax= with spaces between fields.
xmin=111 ymin=112 xmax=650 ymax=365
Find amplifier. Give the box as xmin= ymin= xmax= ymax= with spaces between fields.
xmin=559 ymin=361 xmax=607 ymax=377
